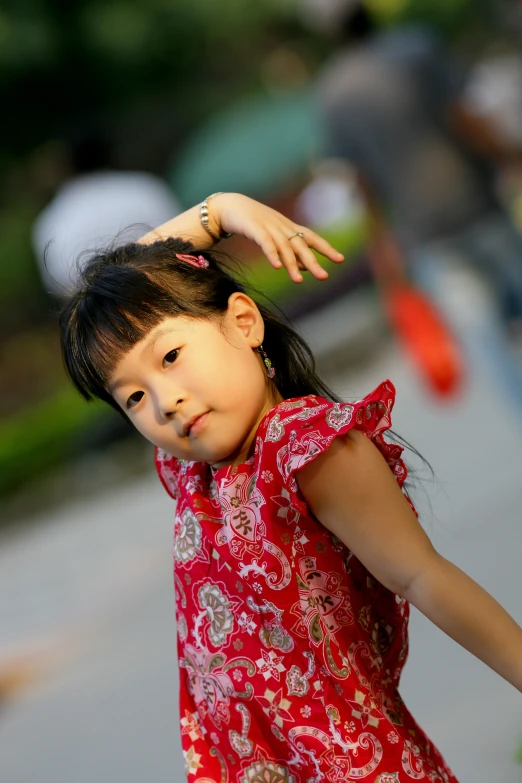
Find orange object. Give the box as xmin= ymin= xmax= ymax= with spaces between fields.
xmin=386 ymin=283 xmax=463 ymax=397
xmin=358 ymin=173 xmax=465 ymax=398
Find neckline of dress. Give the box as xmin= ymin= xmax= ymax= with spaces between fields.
xmin=208 ymin=402 xmax=279 ymax=477
xmin=208 ymin=394 xmax=316 ymax=477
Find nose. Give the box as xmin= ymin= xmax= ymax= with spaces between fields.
xmin=162 ymin=403 xmax=182 ymax=420
xmin=161 ymin=399 xmax=184 ymax=421
xmin=154 ymin=382 xmax=184 ymax=422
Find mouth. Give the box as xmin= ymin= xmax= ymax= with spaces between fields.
xmin=186 ymin=412 xmax=209 ymax=438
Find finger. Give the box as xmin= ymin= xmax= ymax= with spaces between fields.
xmin=253 ymin=229 xmax=283 ymax=269
xmin=275 ymin=226 xmax=330 ymax=279
xmin=289 ymin=235 xmax=330 ymax=280
xmin=296 ymin=227 xmax=345 ymax=263
xmin=271 ymin=228 xmax=304 ymax=283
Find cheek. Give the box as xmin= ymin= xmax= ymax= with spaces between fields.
xmin=212 ymin=347 xmax=264 ymax=396
xmin=126 ymin=405 xmax=163 ymax=444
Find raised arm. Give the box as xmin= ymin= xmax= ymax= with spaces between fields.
xmin=139 ymin=192 xmax=344 ymax=284
xmin=296 ymin=431 xmax=522 ymax=692
xmin=139 ymin=202 xmax=217 ymax=249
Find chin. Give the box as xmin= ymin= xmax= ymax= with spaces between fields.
xmin=202 ymin=448 xmax=237 ymax=467
xmin=202 ymin=437 xmax=244 ymax=466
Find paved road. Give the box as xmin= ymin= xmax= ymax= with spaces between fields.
xmin=1 ymin=299 xmax=522 ymax=781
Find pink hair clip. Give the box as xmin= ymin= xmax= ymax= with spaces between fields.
xmin=176 ymin=253 xmax=209 ymax=269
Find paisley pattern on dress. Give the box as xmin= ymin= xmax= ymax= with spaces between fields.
xmin=155 ymin=380 xmax=458 ymax=782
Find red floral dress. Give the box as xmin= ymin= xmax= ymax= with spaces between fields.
xmin=155 ymin=380 xmax=458 ymax=783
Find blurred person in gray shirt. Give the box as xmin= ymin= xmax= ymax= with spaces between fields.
xmin=304 ymin=0 xmax=522 ymax=412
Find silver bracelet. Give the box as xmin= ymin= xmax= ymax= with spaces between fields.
xmin=200 ymin=192 xmax=232 ymax=242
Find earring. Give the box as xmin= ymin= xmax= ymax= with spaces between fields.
xmin=257 ymin=343 xmax=275 ymax=378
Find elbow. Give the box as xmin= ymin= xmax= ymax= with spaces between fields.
xmin=402 ymin=552 xmax=446 ymax=606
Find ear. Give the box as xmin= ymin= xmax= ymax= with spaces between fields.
xmin=226 ymin=292 xmax=264 ymax=348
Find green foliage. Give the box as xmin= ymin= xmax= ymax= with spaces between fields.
xmin=0 ymin=200 xmax=44 ymax=330
xmin=0 ymin=8 xmax=56 ymax=71
xmin=368 ymin=0 xmax=475 ymax=35
xmin=0 ymin=0 xmax=296 ymax=156
xmin=0 ymin=384 xmax=106 ymax=498
xmin=79 ymin=2 xmax=157 ymax=61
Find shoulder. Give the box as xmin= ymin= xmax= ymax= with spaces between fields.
xmin=257 ymin=381 xmax=404 ymax=483
xmin=258 ymin=380 xmax=402 ymax=468
xmin=296 ymin=429 xmax=434 ymax=597
xmin=295 ymin=428 xmax=400 ymax=514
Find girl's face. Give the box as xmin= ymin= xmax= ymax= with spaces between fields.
xmin=108 ymin=293 xmax=282 ymax=469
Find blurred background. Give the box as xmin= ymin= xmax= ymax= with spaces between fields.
xmin=2 ymin=0 xmax=522 ymax=780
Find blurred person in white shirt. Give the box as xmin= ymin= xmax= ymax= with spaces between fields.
xmin=32 ymin=129 xmax=181 ymax=296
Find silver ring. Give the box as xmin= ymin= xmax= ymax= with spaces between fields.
xmin=288 ymin=231 xmax=305 ymax=241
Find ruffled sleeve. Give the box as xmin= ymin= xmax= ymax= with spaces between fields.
xmin=259 ymin=380 xmax=408 ymax=515
xmin=154 ymin=446 xmax=181 ymax=500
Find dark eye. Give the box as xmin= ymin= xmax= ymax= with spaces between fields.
xmin=163 ymin=348 xmax=179 ymax=367
xmin=126 ymin=391 xmax=144 ymax=409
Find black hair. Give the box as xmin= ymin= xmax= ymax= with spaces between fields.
xmin=59 ymin=237 xmax=339 ymax=415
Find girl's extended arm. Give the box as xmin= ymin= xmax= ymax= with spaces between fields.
xmin=139 ymin=192 xmax=344 ymax=284
xmin=296 ymin=431 xmax=522 ymax=692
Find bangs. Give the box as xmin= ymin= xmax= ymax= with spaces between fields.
xmin=61 ymin=265 xmax=189 ymax=403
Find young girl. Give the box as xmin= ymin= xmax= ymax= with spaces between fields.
xmin=60 ymin=193 xmax=522 ymax=782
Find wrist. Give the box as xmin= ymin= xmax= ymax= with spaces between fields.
xmin=200 ymin=192 xmax=232 ymax=242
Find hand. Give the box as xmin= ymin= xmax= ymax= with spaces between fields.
xmin=212 ymin=193 xmax=345 ymax=283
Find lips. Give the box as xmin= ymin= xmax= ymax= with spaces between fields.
xmin=184 ymin=412 xmax=208 ymax=437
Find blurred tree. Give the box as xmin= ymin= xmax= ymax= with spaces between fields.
xmin=366 ymin=0 xmax=489 ymax=40
xmin=1 ymin=0 xmax=295 ymax=159
xmin=0 ymin=0 xmax=301 ymax=503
